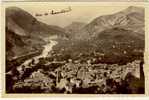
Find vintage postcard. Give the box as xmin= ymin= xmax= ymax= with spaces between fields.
xmin=1 ymin=2 xmax=149 ymax=97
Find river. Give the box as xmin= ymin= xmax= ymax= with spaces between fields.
xmin=17 ymin=39 xmax=58 ymax=71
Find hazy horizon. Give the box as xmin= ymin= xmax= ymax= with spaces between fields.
xmin=5 ymin=4 xmax=142 ymax=27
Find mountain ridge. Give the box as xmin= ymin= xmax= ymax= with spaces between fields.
xmin=6 ymin=6 xmax=68 ymax=60
xmin=75 ymin=6 xmax=144 ymax=39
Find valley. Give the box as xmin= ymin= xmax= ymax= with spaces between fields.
xmin=5 ymin=6 xmax=145 ymax=94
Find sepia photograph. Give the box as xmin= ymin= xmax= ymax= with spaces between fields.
xmin=1 ymin=2 xmax=148 ymax=96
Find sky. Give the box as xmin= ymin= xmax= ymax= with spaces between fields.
xmin=4 ymin=3 xmax=142 ymax=27
xmin=20 ymin=5 xmax=128 ymax=27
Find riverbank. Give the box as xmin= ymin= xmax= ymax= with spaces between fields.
xmin=6 ymin=50 xmax=42 ymax=72
xmin=6 ymin=39 xmax=58 ymax=72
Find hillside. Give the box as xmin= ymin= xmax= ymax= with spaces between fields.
xmin=53 ymin=6 xmax=145 ymax=64
xmin=6 ymin=7 xmax=67 ymax=37
xmin=6 ymin=7 xmax=68 ymax=60
xmin=6 ymin=6 xmax=145 ymax=94
xmin=76 ymin=6 xmax=144 ymax=39
xmin=64 ymin=22 xmax=86 ymax=38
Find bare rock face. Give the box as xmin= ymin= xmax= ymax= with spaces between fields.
xmin=76 ymin=6 xmax=144 ymax=39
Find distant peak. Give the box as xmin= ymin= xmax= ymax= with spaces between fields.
xmin=65 ymin=21 xmax=86 ymax=29
xmin=124 ymin=6 xmax=144 ymax=14
xmin=6 ymin=6 xmax=23 ymax=11
xmin=127 ymin=6 xmax=143 ymax=10
xmin=71 ymin=21 xmax=86 ymax=25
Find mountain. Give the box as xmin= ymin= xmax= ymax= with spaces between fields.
xmin=6 ymin=7 xmax=67 ymax=38
xmin=6 ymin=27 xmax=46 ymax=60
xmin=93 ymin=27 xmax=144 ymax=56
xmin=53 ymin=6 xmax=145 ymax=64
xmin=76 ymin=6 xmax=144 ymax=39
xmin=53 ymin=27 xmax=144 ymax=65
xmin=64 ymin=22 xmax=86 ymax=38
xmin=6 ymin=7 xmax=67 ymax=60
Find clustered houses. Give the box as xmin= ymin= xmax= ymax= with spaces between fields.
xmin=11 ymin=55 xmax=142 ymax=93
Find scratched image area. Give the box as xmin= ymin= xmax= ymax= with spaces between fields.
xmin=4 ymin=3 xmax=146 ymax=94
